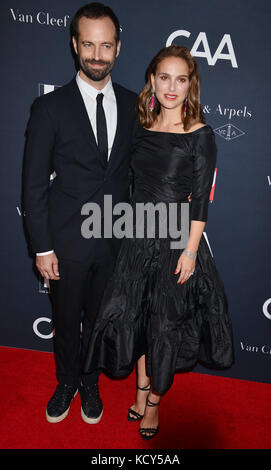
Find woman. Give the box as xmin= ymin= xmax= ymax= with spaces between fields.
xmin=84 ymin=45 xmax=234 ymax=440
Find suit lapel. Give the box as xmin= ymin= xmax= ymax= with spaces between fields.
xmin=67 ymin=78 xmax=100 ymax=156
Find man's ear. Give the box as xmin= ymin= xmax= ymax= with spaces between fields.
xmin=116 ymin=40 xmax=121 ymax=58
xmin=72 ymin=36 xmax=78 ymax=55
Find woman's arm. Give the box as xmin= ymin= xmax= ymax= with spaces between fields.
xmin=186 ymin=220 xmax=206 ymax=254
xmin=175 ymin=129 xmax=217 ymax=284
xmin=175 ymin=220 xmax=204 ymax=284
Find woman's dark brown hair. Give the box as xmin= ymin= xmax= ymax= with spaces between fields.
xmin=138 ymin=45 xmax=204 ymax=131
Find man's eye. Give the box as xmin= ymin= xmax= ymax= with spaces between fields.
xmin=160 ymin=76 xmax=167 ymax=80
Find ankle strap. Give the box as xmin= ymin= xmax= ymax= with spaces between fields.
xmin=137 ymin=383 xmax=151 ymax=391
xmin=147 ymin=397 xmax=160 ymax=407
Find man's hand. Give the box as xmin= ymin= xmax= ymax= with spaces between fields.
xmin=36 ymin=252 xmax=60 ymax=280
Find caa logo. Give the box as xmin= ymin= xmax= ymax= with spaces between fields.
xmin=33 ymin=317 xmax=54 ymax=339
xmin=166 ymin=30 xmax=237 ymax=68
xmin=33 ymin=318 xmax=82 ymax=340
xmin=263 ymin=299 xmax=271 ymax=320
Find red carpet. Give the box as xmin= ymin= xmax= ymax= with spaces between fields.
xmin=0 ymin=346 xmax=270 ymax=450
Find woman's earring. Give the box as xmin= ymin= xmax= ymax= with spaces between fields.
xmin=149 ymin=89 xmax=155 ymax=112
xmin=184 ymin=97 xmax=188 ymax=116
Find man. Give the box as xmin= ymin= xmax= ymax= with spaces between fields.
xmin=23 ymin=3 xmax=137 ymax=424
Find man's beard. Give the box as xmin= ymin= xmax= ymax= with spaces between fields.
xmin=79 ymin=56 xmax=116 ymax=82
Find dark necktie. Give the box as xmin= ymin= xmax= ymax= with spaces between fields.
xmin=96 ymin=93 xmax=108 ymax=168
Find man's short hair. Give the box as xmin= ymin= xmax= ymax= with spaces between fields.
xmin=71 ymin=2 xmax=121 ymax=43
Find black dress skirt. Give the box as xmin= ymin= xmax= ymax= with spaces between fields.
xmin=84 ymin=124 xmax=234 ymax=395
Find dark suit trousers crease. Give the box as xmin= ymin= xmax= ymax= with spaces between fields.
xmin=50 ymin=255 xmax=116 ymax=387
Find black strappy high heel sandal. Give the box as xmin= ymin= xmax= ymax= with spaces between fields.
xmin=139 ymin=397 xmax=160 ymax=440
xmin=127 ymin=383 xmax=151 ymax=422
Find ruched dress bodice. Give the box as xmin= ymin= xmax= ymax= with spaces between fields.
xmin=131 ymin=125 xmax=217 ymax=222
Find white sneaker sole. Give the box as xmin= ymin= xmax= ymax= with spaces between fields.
xmin=46 ymin=389 xmax=78 ymax=423
xmin=81 ymin=407 xmax=103 ymax=424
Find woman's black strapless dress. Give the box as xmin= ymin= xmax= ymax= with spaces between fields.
xmin=84 ymin=124 xmax=234 ymax=395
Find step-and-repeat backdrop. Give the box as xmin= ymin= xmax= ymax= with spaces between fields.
xmin=1 ymin=0 xmax=270 ymax=384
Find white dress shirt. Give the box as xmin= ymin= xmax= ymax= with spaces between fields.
xmin=76 ymin=71 xmax=117 ymax=157
xmin=37 ymin=72 xmax=117 ymax=256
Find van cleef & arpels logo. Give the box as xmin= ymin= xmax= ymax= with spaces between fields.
xmin=203 ymin=104 xmax=252 ymax=141
xmin=203 ymin=104 xmax=252 ymax=120
xmin=10 ymin=8 xmax=70 ymax=28
xmin=214 ymin=124 xmax=245 ymax=141
xmin=240 ymin=342 xmax=271 ymax=355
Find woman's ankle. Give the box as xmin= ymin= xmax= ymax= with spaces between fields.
xmin=147 ymin=390 xmax=161 ymax=405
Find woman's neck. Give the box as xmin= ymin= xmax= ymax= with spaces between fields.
xmin=155 ymin=106 xmax=183 ymax=130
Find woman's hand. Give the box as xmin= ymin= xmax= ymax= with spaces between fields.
xmin=174 ymin=250 xmax=196 ymax=284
